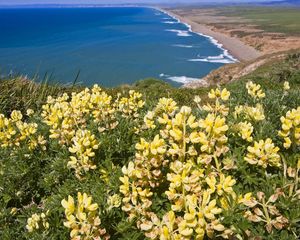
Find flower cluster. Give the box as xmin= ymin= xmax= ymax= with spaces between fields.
xmin=0 ymin=110 xmax=46 ymax=150
xmin=61 ymin=192 xmax=109 ymax=240
xmin=278 ymin=107 xmax=300 ymax=149
xmin=235 ymin=121 xmax=254 ymax=142
xmin=234 ymin=104 xmax=265 ymax=122
xmin=68 ymin=129 xmax=99 ymax=178
xmin=119 ymin=135 xmax=167 ymax=219
xmin=107 ymin=194 xmax=122 ymax=211
xmin=144 ymin=97 xmax=178 ymax=129
xmin=2 ymin=80 xmax=299 ymax=239
xmin=246 ymin=81 xmax=265 ymax=100
xmin=89 ymin=85 xmax=118 ymax=132
xmin=119 ymin=89 xmax=241 ymax=239
xmin=41 ymin=86 xmax=145 ymax=178
xmin=42 ymin=93 xmax=77 ymax=145
xmin=202 ymin=88 xmax=230 ymax=116
xmin=117 ymin=90 xmax=145 ymax=119
xmin=245 ymin=138 xmax=281 ymax=168
xmin=26 ymin=211 xmax=50 ymax=232
xmin=42 ymin=86 xmax=144 ymax=145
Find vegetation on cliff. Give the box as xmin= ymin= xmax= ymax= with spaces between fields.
xmin=0 ymin=54 xmax=300 ymax=239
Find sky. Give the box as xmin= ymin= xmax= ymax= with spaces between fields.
xmin=0 ymin=0 xmax=280 ymax=5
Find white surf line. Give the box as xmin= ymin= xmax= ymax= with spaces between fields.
xmin=154 ymin=7 xmax=238 ymax=63
xmin=165 ymin=29 xmax=192 ymax=37
xmin=159 ymin=73 xmax=205 ymax=84
xmin=172 ymin=44 xmax=194 ymax=48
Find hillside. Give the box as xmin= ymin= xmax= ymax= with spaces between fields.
xmin=1 ymin=51 xmax=300 ymax=239
xmin=184 ymin=49 xmax=300 ymax=88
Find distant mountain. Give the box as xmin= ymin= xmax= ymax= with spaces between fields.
xmin=262 ymin=0 xmax=300 ymax=6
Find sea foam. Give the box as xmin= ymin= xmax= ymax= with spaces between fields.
xmin=172 ymin=44 xmax=194 ymax=48
xmin=189 ymin=54 xmax=236 ymax=64
xmin=160 ymin=73 xmax=201 ymax=84
xmin=157 ymin=8 xmax=238 ymax=63
xmin=163 ymin=21 xmax=178 ymax=24
xmin=166 ymin=29 xmax=191 ymax=37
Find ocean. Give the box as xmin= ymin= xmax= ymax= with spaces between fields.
xmin=0 ymin=7 xmax=236 ymax=87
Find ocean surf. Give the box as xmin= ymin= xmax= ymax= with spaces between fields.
xmin=0 ymin=7 xmax=236 ymax=87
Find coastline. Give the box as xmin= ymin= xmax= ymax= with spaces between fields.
xmin=159 ymin=8 xmax=262 ymax=62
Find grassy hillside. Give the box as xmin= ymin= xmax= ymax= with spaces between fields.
xmin=0 ymin=54 xmax=300 ymax=239
xmin=217 ymin=7 xmax=300 ymax=35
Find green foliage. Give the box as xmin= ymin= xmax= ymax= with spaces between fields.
xmin=0 ymin=54 xmax=300 ymax=239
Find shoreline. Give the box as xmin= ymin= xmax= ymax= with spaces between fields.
xmin=157 ymin=7 xmax=237 ymax=64
xmin=159 ymin=8 xmax=262 ymax=62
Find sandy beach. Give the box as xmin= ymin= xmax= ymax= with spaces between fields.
xmin=162 ymin=8 xmax=262 ymax=62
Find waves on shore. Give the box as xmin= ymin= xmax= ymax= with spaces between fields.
xmin=158 ymin=8 xmax=238 ymax=64
xmin=189 ymin=54 xmax=236 ymax=64
xmin=159 ymin=73 xmax=200 ymax=84
xmin=165 ymin=29 xmax=192 ymax=37
xmin=172 ymin=44 xmax=194 ymax=48
xmin=163 ymin=21 xmax=178 ymax=24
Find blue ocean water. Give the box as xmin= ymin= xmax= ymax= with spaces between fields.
xmin=0 ymin=7 xmax=235 ymax=87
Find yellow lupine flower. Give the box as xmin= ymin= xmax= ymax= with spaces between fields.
xmin=119 ymin=91 xmax=237 ymax=239
xmin=150 ymin=135 xmax=166 ymax=155
xmin=68 ymin=129 xmax=99 ymax=178
xmin=283 ymin=81 xmax=290 ymax=91
xmin=234 ymin=104 xmax=265 ymax=122
xmin=26 ymin=109 xmax=34 ymax=116
xmin=117 ymin=90 xmax=145 ymax=118
xmin=26 ymin=211 xmax=50 ymax=233
xmin=245 ymin=138 xmax=281 ymax=168
xmin=208 ymin=88 xmax=230 ymax=101
xmin=216 ymin=174 xmax=236 ymax=196
xmin=194 ymin=95 xmax=201 ymax=104
xmin=0 ymin=111 xmax=42 ymax=150
xmin=246 ymin=81 xmax=265 ymax=99
xmin=10 ymin=110 xmax=23 ymax=122
xmin=236 ymin=121 xmax=253 ymax=142
xmin=61 ymin=195 xmax=75 ymax=216
xmin=220 ymin=88 xmax=230 ymax=101
xmin=61 ymin=192 xmax=108 ymax=239
xmin=278 ymin=107 xmax=300 ymax=149
xmin=107 ymin=194 xmax=122 ymax=210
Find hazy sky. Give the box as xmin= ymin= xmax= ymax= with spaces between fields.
xmin=0 ymin=0 xmax=279 ymax=5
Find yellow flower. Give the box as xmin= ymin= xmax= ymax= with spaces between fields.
xmin=236 ymin=121 xmax=253 ymax=142
xmin=208 ymin=88 xmax=230 ymax=101
xmin=107 ymin=194 xmax=122 ymax=210
xmin=26 ymin=109 xmax=34 ymax=116
xmin=245 ymin=138 xmax=281 ymax=168
xmin=26 ymin=212 xmax=49 ymax=233
xmin=68 ymin=129 xmax=99 ymax=178
xmin=283 ymin=81 xmax=290 ymax=91
xmin=117 ymin=90 xmax=145 ymax=118
xmin=216 ymin=174 xmax=236 ymax=196
xmin=194 ymin=95 xmax=201 ymax=104
xmin=61 ymin=195 xmax=75 ymax=216
xmin=234 ymin=104 xmax=265 ymax=122
xmin=61 ymin=192 xmax=108 ymax=239
xmin=278 ymin=107 xmax=300 ymax=149
xmin=246 ymin=81 xmax=265 ymax=99
xmin=10 ymin=110 xmax=23 ymax=122
xmin=220 ymin=88 xmax=230 ymax=101
xmin=150 ymin=135 xmax=166 ymax=155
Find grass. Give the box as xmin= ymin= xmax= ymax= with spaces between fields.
xmin=0 ymin=76 xmax=82 ymax=115
xmin=216 ymin=7 xmax=300 ymax=35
